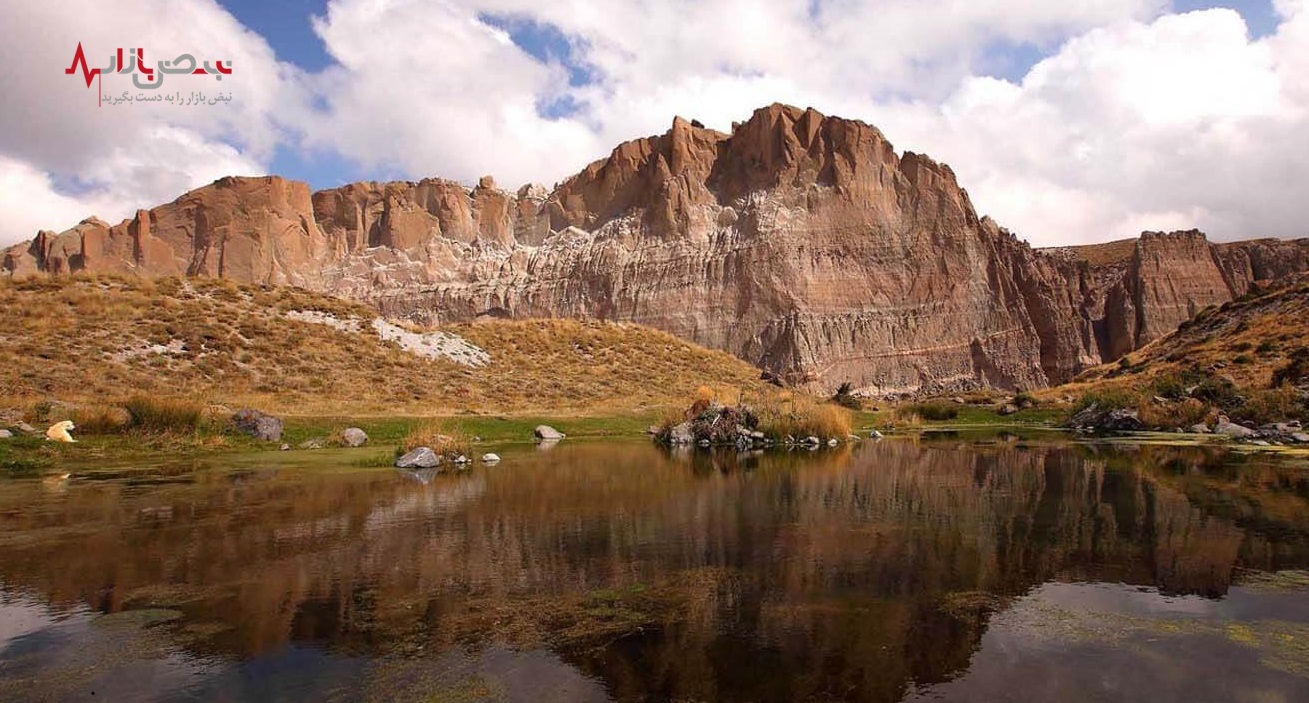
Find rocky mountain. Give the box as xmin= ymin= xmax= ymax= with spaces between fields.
xmin=5 ymin=103 xmax=1308 ymax=396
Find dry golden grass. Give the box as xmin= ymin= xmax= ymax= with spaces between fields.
xmin=0 ymin=275 xmax=770 ymax=417
xmin=1054 ymin=276 xmax=1309 ymax=426
xmin=1059 ymin=277 xmax=1309 ymax=395
xmin=754 ymin=393 xmax=853 ymax=439
xmin=1045 ymin=238 xmax=1138 ymax=268
xmin=400 ymin=420 xmax=471 ymax=456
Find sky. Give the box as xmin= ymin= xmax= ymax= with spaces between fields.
xmin=0 ymin=0 xmax=1305 ymax=249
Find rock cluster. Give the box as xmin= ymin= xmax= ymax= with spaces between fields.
xmin=6 ymin=105 xmax=1308 ymax=395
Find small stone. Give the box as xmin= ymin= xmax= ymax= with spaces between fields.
xmin=804 ymin=435 xmax=820 ymax=445
xmin=1291 ymin=433 xmax=1309 ymax=444
xmin=341 ymin=427 xmax=368 ymax=447
xmin=868 ymin=430 xmax=884 ymax=439
xmin=0 ymin=429 xmax=11 ymax=439
xmin=16 ymin=422 xmax=36 ymax=434
xmin=648 ymin=425 xmax=661 ymax=435
xmin=534 ymin=425 xmax=565 ymax=440
xmin=1188 ymin=424 xmax=1211 ymax=434
xmin=1152 ymin=396 xmax=1169 ymax=404
xmin=279 ymin=443 xmax=290 ymax=451
xmin=298 ymin=438 xmax=326 ymax=450
xmin=998 ymin=404 xmax=1019 ymax=416
xmin=751 ymin=431 xmax=765 ymax=440
xmin=1249 ymin=440 xmax=1271 ymax=446
xmin=454 ymin=455 xmax=469 ymax=464
xmin=827 ymin=438 xmax=839 ymax=446
xmin=396 ymin=447 xmax=440 ymax=469
xmin=481 ymin=453 xmax=501 ymax=463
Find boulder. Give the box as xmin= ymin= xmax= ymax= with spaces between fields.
xmin=1290 ymin=433 xmax=1309 ymax=444
xmin=667 ymin=422 xmax=694 ymax=445
xmin=1213 ymin=415 xmax=1256 ymax=438
xmin=534 ymin=425 xmax=565 ymax=440
xmin=998 ymin=404 xmax=1019 ymax=416
xmin=454 ymin=455 xmax=469 ymax=464
xmin=481 ymin=453 xmax=501 ymax=463
xmin=231 ymin=409 xmax=283 ymax=442
xmin=803 ymin=436 xmax=820 ymax=445
xmin=868 ymin=430 xmax=884 ymax=439
xmin=395 ymin=447 xmax=440 ymax=469
xmin=1188 ymin=424 xmax=1212 ymax=434
xmin=1066 ymin=404 xmax=1143 ymax=432
xmin=341 ymin=427 xmax=368 ymax=447
xmin=1102 ymin=409 xmax=1144 ymax=432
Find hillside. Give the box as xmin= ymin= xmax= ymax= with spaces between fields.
xmin=1056 ymin=275 xmax=1309 ymax=430
xmin=0 ymin=276 xmax=769 ymax=416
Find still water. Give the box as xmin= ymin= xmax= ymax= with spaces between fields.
xmin=2 ymin=437 xmax=1309 ymax=702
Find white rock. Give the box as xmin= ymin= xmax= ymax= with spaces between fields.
xmin=481 ymin=453 xmax=501 ymax=463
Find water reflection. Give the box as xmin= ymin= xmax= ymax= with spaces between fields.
xmin=0 ymin=439 xmax=1307 ymax=701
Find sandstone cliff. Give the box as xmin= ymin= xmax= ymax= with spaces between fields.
xmin=5 ymin=104 xmax=1307 ymax=396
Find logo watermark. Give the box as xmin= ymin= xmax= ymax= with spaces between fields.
xmin=65 ymin=42 xmax=233 ymax=107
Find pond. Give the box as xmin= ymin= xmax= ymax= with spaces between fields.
xmin=1 ymin=436 xmax=1308 ymax=702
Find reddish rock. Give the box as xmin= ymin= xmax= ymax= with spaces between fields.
xmin=4 ymin=104 xmax=1307 ymax=395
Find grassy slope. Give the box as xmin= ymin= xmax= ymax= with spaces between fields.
xmin=0 ymin=275 xmax=768 ymax=417
xmin=1065 ymin=276 xmax=1309 ymax=393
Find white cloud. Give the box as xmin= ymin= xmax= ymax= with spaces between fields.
xmin=0 ymin=0 xmax=293 ymax=244
xmin=2 ymin=0 xmax=1308 ymax=250
xmin=877 ymin=6 xmax=1309 ymax=245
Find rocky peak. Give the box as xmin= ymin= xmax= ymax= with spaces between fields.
xmin=4 ymin=104 xmax=1308 ymax=396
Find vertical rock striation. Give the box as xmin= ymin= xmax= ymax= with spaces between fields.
xmin=5 ymin=104 xmax=1307 ymax=395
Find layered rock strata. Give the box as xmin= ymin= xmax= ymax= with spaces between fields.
xmin=6 ymin=104 xmax=1308 ymax=395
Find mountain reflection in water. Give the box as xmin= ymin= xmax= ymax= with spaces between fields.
xmin=1 ymin=438 xmax=1308 ymax=702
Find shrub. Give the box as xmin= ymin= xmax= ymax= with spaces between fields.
xmin=1151 ymin=373 xmax=1189 ymax=401
xmin=755 ymin=395 xmax=852 ymax=439
xmin=123 ymin=395 xmax=204 ymax=434
xmin=1232 ymin=388 xmax=1307 ymax=426
xmin=1074 ymin=388 xmax=1139 ymax=413
xmin=1272 ymin=348 xmax=1309 ymax=388
xmin=1256 ymin=340 xmax=1277 ymax=355
xmin=1191 ymin=377 xmax=1243 ymax=409
xmin=400 ymin=420 xmax=470 ymax=456
xmin=904 ymin=402 xmax=958 ymax=421
xmin=70 ymin=405 xmax=132 ymax=435
xmin=831 ymin=382 xmax=862 ymax=410
xmin=1139 ymin=398 xmax=1210 ymax=430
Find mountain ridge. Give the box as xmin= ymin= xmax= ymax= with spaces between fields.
xmin=6 ymin=103 xmax=1308 ymax=396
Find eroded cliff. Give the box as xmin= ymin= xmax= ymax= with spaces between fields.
xmin=5 ymin=104 xmax=1307 ymax=395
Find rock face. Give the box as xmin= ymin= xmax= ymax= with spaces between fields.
xmin=6 ymin=104 xmax=1308 ymax=395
